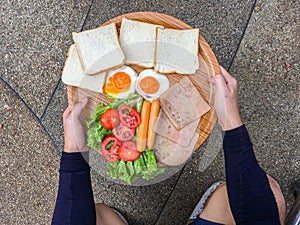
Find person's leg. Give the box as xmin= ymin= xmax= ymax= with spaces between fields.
xmin=190 ymin=175 xmax=285 ymax=225
xmin=198 ymin=182 xmax=235 ymax=225
xmin=267 ymin=175 xmax=286 ymax=225
xmin=95 ymin=203 xmax=127 ymax=225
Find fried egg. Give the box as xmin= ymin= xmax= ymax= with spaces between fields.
xmin=135 ymin=69 xmax=170 ymax=102
xmin=104 ymin=66 xmax=137 ymax=99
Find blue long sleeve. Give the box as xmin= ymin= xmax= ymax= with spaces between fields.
xmin=224 ymin=125 xmax=280 ymax=225
xmin=52 ymin=152 xmax=96 ymax=225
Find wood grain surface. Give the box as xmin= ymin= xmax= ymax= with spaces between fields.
xmin=66 ymin=12 xmax=220 ymax=150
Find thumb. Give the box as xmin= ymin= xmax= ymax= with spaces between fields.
xmin=72 ymin=97 xmax=88 ymax=117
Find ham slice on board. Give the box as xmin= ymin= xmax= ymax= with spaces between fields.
xmin=153 ymin=133 xmax=199 ymax=166
xmin=179 ymin=77 xmax=211 ymax=117
xmin=153 ymin=110 xmax=200 ymax=147
xmin=159 ymin=77 xmax=210 ymax=130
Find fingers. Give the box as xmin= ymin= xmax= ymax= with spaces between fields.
xmin=220 ymin=66 xmax=237 ymax=89
xmin=63 ymin=107 xmax=71 ymax=121
xmin=209 ymin=66 xmax=231 ymax=87
xmin=71 ymin=97 xmax=88 ymax=117
xmin=215 ymin=73 xmax=227 ymax=89
xmin=220 ymin=66 xmax=232 ymax=82
xmin=208 ymin=67 xmax=228 ymax=92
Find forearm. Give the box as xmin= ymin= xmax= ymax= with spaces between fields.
xmin=224 ymin=125 xmax=280 ymax=224
xmin=52 ymin=152 xmax=96 ymax=225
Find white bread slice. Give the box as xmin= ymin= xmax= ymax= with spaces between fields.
xmin=119 ymin=18 xmax=163 ymax=68
xmin=155 ymin=28 xmax=199 ymax=74
xmin=73 ymin=23 xmax=124 ymax=75
xmin=62 ymin=44 xmax=106 ymax=93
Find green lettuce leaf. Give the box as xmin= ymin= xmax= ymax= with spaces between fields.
xmin=106 ymin=150 xmax=165 ymax=184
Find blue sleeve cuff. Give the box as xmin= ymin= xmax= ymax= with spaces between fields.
xmin=60 ymin=152 xmax=90 ymax=172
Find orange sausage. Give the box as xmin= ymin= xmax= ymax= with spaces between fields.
xmin=137 ymin=100 xmax=151 ymax=152
xmin=147 ymin=100 xmax=160 ymax=150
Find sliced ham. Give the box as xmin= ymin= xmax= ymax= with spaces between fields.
xmin=153 ymin=133 xmax=199 ymax=166
xmin=159 ymin=77 xmax=210 ymax=129
xmin=153 ymin=110 xmax=200 ymax=147
xmin=179 ymin=77 xmax=211 ymax=117
xmin=159 ymin=83 xmax=196 ymax=129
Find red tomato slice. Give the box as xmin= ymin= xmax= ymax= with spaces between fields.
xmin=100 ymin=136 xmax=122 ymax=162
xmin=119 ymin=141 xmax=140 ymax=162
xmin=119 ymin=105 xmax=141 ymax=129
xmin=112 ymin=123 xmax=135 ymax=141
xmin=100 ymin=108 xmax=120 ymax=130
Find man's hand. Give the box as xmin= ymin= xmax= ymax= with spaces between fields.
xmin=208 ymin=66 xmax=243 ymax=131
xmin=63 ymin=98 xmax=89 ymax=153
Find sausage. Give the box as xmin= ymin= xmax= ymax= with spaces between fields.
xmin=136 ymin=100 xmax=151 ymax=152
xmin=147 ymin=100 xmax=160 ymax=149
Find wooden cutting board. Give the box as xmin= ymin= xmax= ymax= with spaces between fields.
xmin=66 ymin=12 xmax=220 ymax=150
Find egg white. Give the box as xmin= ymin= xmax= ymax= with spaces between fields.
xmin=105 ymin=66 xmax=138 ymax=99
xmin=135 ymin=69 xmax=170 ymax=102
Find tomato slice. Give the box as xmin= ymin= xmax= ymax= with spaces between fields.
xmin=118 ymin=141 xmax=140 ymax=162
xmin=119 ymin=105 xmax=141 ymax=129
xmin=100 ymin=136 xmax=122 ymax=162
xmin=112 ymin=123 xmax=135 ymax=141
xmin=100 ymin=108 xmax=120 ymax=130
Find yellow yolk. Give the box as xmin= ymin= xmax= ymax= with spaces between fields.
xmin=139 ymin=76 xmax=160 ymax=94
xmin=104 ymin=72 xmax=131 ymax=96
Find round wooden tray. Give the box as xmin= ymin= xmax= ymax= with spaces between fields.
xmin=67 ymin=12 xmax=220 ymax=150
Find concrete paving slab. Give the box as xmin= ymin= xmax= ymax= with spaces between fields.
xmin=156 ymin=1 xmax=299 ymax=224
xmin=84 ymin=0 xmax=254 ymax=68
xmin=41 ymin=80 xmax=67 ymax=152
xmin=0 ymin=80 xmax=60 ymax=225
xmin=91 ymin=171 xmax=180 ymax=225
xmin=1 ymin=0 xmax=91 ymax=116
xmin=3 ymin=0 xmax=297 ymax=224
xmin=230 ymin=0 xmax=300 ymax=213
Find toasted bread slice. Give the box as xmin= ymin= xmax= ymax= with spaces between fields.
xmin=119 ymin=18 xmax=163 ymax=68
xmin=73 ymin=23 xmax=124 ymax=75
xmin=155 ymin=28 xmax=199 ymax=74
xmin=62 ymin=45 xmax=106 ymax=93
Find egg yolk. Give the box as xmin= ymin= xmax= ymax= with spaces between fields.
xmin=104 ymin=72 xmax=131 ymax=96
xmin=139 ymin=76 xmax=160 ymax=94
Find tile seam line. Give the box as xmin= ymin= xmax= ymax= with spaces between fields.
xmin=153 ymin=164 xmax=187 ymax=225
xmin=0 ymin=76 xmax=60 ymax=153
xmin=39 ymin=77 xmax=61 ymax=120
xmin=40 ymin=0 xmax=95 ymax=121
xmin=227 ymin=0 xmax=257 ymax=72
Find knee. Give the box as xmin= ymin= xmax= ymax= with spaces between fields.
xmin=267 ymin=175 xmax=286 ymax=224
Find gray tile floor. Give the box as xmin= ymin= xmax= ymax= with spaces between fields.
xmin=1 ymin=0 xmax=299 ymax=224
xmin=1 ymin=0 xmax=91 ymax=116
xmin=0 ymin=81 xmax=60 ymax=225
